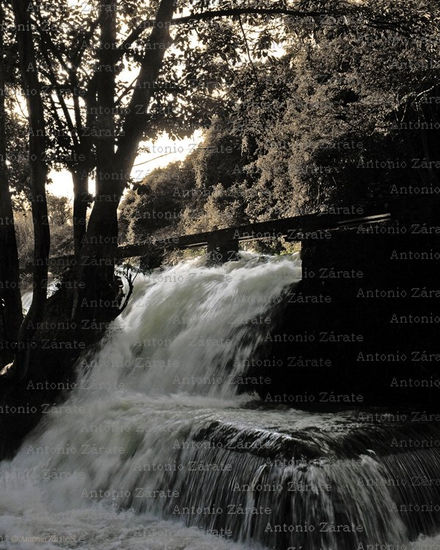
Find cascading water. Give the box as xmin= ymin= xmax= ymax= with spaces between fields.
xmin=0 ymin=252 xmax=439 ymax=550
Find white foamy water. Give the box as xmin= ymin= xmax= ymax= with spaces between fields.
xmin=0 ymin=254 xmax=299 ymax=549
xmin=1 ymin=253 xmax=439 ymax=549
xmin=412 ymin=535 xmax=440 ymax=550
xmin=21 ymin=281 xmax=61 ymax=314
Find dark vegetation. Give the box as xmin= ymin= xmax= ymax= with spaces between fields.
xmin=120 ymin=2 xmax=440 ymax=243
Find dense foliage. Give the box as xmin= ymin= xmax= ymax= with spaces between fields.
xmin=120 ymin=0 xmax=440 ymax=242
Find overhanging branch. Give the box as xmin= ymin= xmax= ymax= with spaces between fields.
xmin=119 ymin=6 xmax=432 ymax=54
xmin=119 ymin=7 xmax=338 ymax=52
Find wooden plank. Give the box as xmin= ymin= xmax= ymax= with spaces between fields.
xmin=117 ymin=211 xmax=391 ymax=258
xmin=44 ymin=211 xmax=391 ymax=268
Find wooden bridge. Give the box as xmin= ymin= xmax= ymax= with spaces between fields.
xmin=48 ymin=210 xmax=391 ymax=270
xmin=116 ymin=210 xmax=391 ymax=265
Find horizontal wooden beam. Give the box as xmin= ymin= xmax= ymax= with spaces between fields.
xmin=117 ymin=211 xmax=391 ymax=258
xmin=43 ymin=211 xmax=391 ymax=269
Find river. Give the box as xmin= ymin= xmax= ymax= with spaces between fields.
xmin=0 ymin=253 xmax=439 ymax=549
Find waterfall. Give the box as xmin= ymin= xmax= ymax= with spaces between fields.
xmin=0 ymin=252 xmax=439 ymax=550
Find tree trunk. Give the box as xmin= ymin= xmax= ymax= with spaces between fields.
xmin=72 ymin=168 xmax=89 ymax=256
xmin=76 ymin=0 xmax=118 ymax=290
xmin=12 ymin=0 xmax=50 ymax=378
xmin=116 ymin=0 xmax=176 ymax=178
xmin=0 ymin=5 xmax=22 ymax=364
xmin=80 ymin=0 xmax=176 ymax=274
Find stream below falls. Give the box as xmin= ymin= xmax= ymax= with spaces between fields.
xmin=0 ymin=253 xmax=439 ymax=550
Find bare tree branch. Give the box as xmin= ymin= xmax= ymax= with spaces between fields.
xmin=38 ymin=56 xmax=79 ymax=150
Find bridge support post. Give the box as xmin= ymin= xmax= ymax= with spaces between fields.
xmin=206 ymin=232 xmax=239 ymax=264
xmin=139 ymin=248 xmax=165 ymax=272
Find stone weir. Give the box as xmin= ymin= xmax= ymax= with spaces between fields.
xmin=242 ymin=217 xmax=440 ymax=408
xmin=127 ymin=413 xmax=440 ymax=550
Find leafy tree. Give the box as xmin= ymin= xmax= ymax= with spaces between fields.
xmin=30 ymin=0 xmax=308 ymax=254
xmin=179 ymin=116 xmax=249 ymax=231
xmin=119 ymin=116 xmax=251 ymax=240
xmin=234 ymin=0 xmax=440 ymax=218
xmin=122 ymin=0 xmax=440 ymax=236
xmin=120 ymin=160 xmax=195 ymax=243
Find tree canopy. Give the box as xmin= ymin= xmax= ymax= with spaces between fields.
xmin=119 ymin=0 xmax=440 ymax=242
